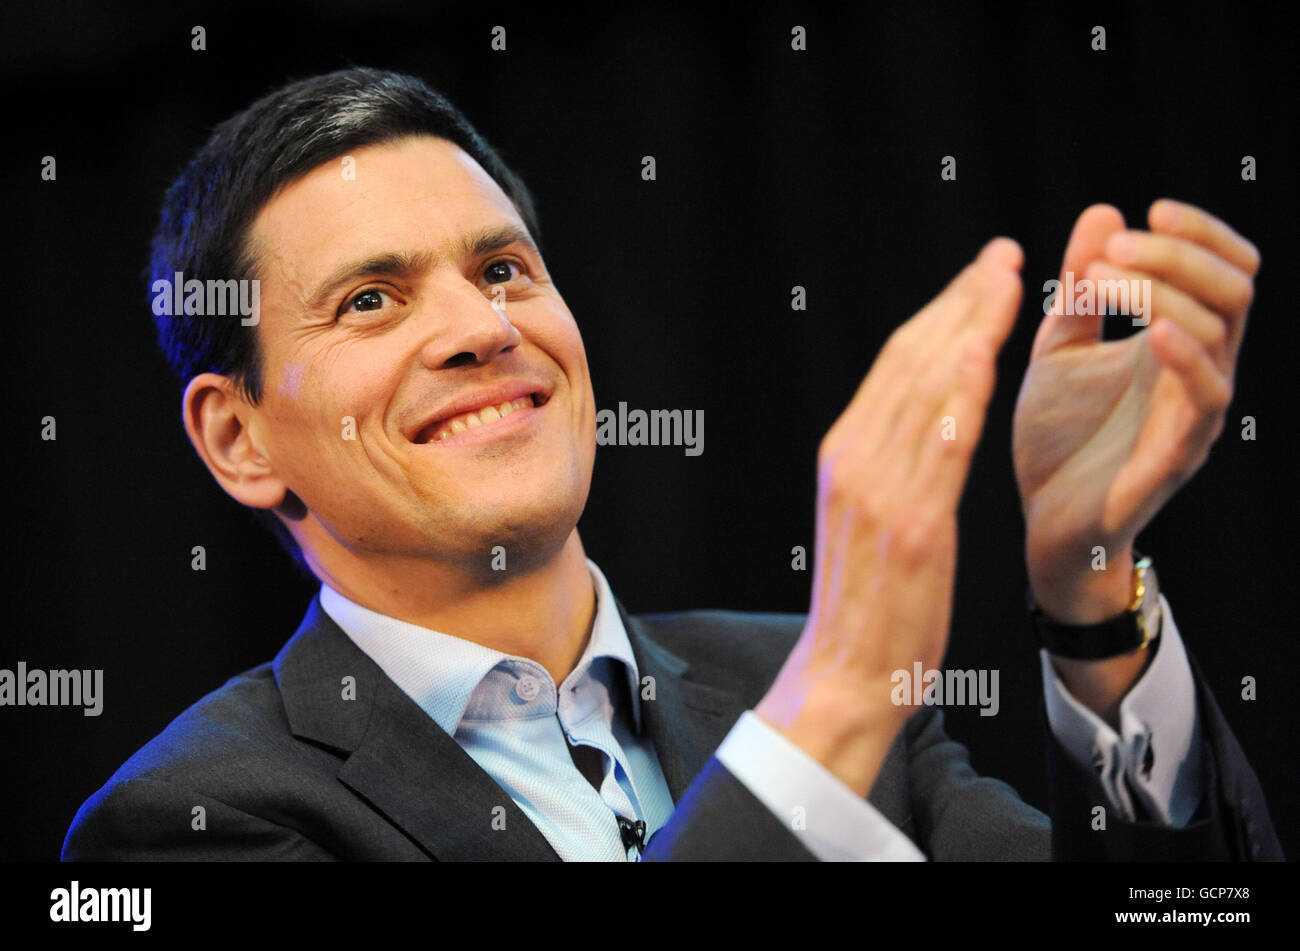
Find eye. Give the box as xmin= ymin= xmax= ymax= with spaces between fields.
xmin=482 ymin=258 xmax=525 ymax=285
xmin=339 ymin=288 xmax=392 ymax=316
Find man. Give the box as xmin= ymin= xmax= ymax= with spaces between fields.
xmin=62 ymin=67 xmax=1281 ymax=861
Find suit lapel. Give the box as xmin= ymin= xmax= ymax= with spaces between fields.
xmin=618 ymin=602 xmax=913 ymax=830
xmin=618 ymin=603 xmax=749 ymax=802
xmin=274 ymin=598 xmax=560 ymax=861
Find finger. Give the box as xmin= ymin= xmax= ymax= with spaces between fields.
xmin=978 ymin=235 xmax=1025 ymax=272
xmin=854 ymin=251 xmax=1021 ymax=475
xmin=1085 ymin=260 xmax=1230 ymax=370
xmin=1148 ymin=199 xmax=1261 ymax=278
xmin=906 ymin=331 xmax=1005 ymax=513
xmin=1112 ymin=321 xmax=1231 ymax=510
xmin=1149 ymin=319 xmax=1233 ymax=414
xmin=977 ymin=240 xmax=1025 ymax=340
xmin=827 ymin=239 xmax=1020 ymax=456
xmin=883 ymin=323 xmax=994 ymax=488
xmin=1103 ymin=230 xmax=1254 ymax=322
xmin=887 ymin=237 xmax=1022 ymax=358
xmin=1032 ymin=204 xmax=1127 ymax=358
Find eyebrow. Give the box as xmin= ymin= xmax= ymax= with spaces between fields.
xmin=303 ymin=223 xmax=540 ymax=312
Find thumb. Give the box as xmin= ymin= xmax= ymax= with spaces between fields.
xmin=1030 ymin=204 xmax=1127 ymax=360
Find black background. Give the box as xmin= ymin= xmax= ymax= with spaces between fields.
xmin=2 ymin=0 xmax=1295 ymax=862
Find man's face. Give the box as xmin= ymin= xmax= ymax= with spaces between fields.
xmin=241 ymin=135 xmax=596 ymax=571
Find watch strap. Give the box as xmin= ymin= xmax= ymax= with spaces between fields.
xmin=1028 ymin=553 xmax=1162 ymax=660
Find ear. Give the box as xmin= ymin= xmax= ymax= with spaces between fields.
xmin=182 ymin=373 xmax=288 ymax=510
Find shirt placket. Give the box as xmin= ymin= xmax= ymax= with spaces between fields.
xmin=560 ymin=667 xmax=644 ymax=860
xmin=464 ymin=660 xmax=629 ymax=861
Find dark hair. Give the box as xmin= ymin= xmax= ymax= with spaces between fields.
xmin=149 ymin=67 xmax=541 ymax=570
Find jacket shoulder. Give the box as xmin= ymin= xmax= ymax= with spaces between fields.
xmin=631 ymin=608 xmax=805 ymax=700
xmin=61 ymin=662 xmax=338 ymax=860
xmin=98 ymin=662 xmax=294 ymax=787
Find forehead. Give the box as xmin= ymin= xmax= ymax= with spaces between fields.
xmin=247 ymin=135 xmax=522 ymax=281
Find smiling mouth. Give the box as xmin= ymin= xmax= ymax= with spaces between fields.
xmin=415 ymin=393 xmax=545 ymax=444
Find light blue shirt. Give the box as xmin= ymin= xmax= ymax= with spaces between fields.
xmin=320 ymin=560 xmax=674 ymax=861
xmin=321 ymin=562 xmax=1202 ymax=860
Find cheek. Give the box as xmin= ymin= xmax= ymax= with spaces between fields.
xmin=277 ymin=363 xmax=307 ymax=400
xmin=531 ymin=308 xmax=591 ymax=387
xmin=264 ymin=360 xmax=392 ymax=472
xmin=546 ymin=316 xmax=595 ymax=437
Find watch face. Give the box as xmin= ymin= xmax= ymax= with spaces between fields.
xmin=1137 ymin=563 xmax=1161 ymax=645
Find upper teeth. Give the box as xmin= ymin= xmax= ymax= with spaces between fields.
xmin=428 ymin=396 xmax=533 ymax=442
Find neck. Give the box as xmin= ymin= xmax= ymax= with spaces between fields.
xmin=307 ymin=529 xmax=597 ymax=686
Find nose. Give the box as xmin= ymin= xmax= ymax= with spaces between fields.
xmin=419 ymin=281 xmax=523 ymax=370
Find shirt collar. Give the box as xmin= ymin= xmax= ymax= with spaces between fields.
xmin=318 ymin=558 xmax=642 ymax=736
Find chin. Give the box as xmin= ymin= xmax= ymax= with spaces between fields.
xmin=451 ymin=486 xmax=584 ymax=563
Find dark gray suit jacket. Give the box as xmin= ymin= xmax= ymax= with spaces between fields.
xmin=62 ymin=596 xmax=1283 ymax=861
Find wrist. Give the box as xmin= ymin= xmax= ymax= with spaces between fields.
xmin=1029 ymin=548 xmax=1164 ymax=720
xmin=1029 ymin=546 xmax=1134 ymax=624
xmin=756 ymin=672 xmax=906 ymax=798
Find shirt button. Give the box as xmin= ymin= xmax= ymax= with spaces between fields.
xmin=516 ymin=674 xmax=541 ymax=702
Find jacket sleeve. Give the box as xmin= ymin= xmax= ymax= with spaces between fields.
xmin=648 ymin=646 xmax=1284 ymax=861
xmin=643 ymin=755 xmax=819 ymax=861
xmin=645 ymin=704 xmax=1047 ymax=862
xmin=1044 ymin=649 xmax=1284 ymax=861
xmin=905 ymin=706 xmax=1052 ymax=860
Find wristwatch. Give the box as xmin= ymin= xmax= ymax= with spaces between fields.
xmin=1028 ymin=552 xmax=1162 ymax=660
